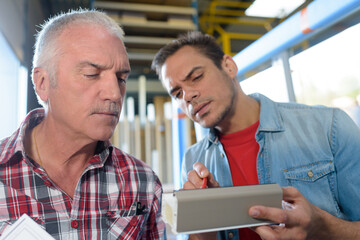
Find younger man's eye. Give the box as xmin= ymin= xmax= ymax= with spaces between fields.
xmin=173 ymin=91 xmax=182 ymax=99
xmin=194 ymin=73 xmax=203 ymax=80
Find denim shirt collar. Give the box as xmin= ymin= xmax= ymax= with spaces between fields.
xmin=251 ymin=93 xmax=285 ymax=133
xmin=205 ymin=93 xmax=285 ymax=149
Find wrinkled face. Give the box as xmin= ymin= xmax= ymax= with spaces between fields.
xmin=160 ymin=46 xmax=238 ymax=129
xmin=45 ymin=23 xmax=130 ymax=142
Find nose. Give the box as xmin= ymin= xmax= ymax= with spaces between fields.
xmin=183 ymin=88 xmax=199 ymax=103
xmin=100 ymin=73 xmax=123 ymax=102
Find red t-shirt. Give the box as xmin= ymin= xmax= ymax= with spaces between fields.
xmin=219 ymin=121 xmax=261 ymax=240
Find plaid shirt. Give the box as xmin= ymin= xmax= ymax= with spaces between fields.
xmin=0 ymin=109 xmax=166 ymax=239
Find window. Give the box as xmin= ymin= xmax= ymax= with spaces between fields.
xmin=290 ymin=23 xmax=360 ymax=126
xmin=0 ymin=31 xmax=28 ymax=140
xmin=240 ymin=58 xmax=290 ymax=103
xmin=239 ymin=23 xmax=360 ymax=126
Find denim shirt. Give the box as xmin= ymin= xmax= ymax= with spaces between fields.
xmin=181 ymin=93 xmax=360 ymax=240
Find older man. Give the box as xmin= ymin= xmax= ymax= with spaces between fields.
xmin=0 ymin=10 xmax=165 ymax=239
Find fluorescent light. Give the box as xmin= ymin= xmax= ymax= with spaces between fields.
xmin=245 ymin=0 xmax=305 ymax=18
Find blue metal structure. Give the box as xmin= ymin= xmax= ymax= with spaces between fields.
xmin=171 ymin=106 xmax=189 ymax=190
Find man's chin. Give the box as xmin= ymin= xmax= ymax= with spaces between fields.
xmin=198 ymin=120 xmax=215 ymax=129
xmin=93 ymin=128 xmax=116 ymax=142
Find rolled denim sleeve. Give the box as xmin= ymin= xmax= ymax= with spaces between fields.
xmin=331 ymin=108 xmax=360 ymax=221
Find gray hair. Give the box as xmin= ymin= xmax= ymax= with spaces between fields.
xmin=32 ymin=9 xmax=125 ymax=107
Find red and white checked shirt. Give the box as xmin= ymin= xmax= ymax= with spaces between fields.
xmin=0 ymin=109 xmax=166 ymax=239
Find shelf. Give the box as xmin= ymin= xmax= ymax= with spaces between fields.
xmin=124 ymin=36 xmax=174 ymax=47
xmin=117 ymin=19 xmax=196 ymax=32
xmin=93 ymin=0 xmax=198 ymax=76
xmin=127 ymin=52 xmax=156 ymax=61
xmin=94 ymin=1 xmax=196 ymax=16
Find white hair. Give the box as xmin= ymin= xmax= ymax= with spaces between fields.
xmin=32 ymin=9 xmax=125 ymax=108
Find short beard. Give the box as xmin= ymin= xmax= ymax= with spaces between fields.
xmin=207 ymin=74 xmax=237 ymax=129
xmin=211 ymin=86 xmax=236 ymax=129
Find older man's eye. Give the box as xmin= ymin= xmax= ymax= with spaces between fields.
xmin=85 ymin=74 xmax=99 ymax=78
xmin=116 ymin=73 xmax=128 ymax=84
xmin=117 ymin=77 xmax=126 ymax=83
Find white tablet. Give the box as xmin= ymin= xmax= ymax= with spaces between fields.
xmin=162 ymin=183 xmax=282 ymax=234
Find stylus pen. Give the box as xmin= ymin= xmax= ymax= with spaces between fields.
xmin=201 ymin=177 xmax=207 ymax=189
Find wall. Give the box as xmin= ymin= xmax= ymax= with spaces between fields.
xmin=0 ymin=0 xmax=48 ymax=112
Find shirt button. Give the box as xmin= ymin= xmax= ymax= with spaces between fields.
xmin=44 ymin=180 xmax=52 ymax=187
xmin=228 ymin=231 xmax=234 ymax=239
xmin=130 ymin=218 xmax=137 ymax=226
xmin=71 ymin=220 xmax=79 ymax=229
xmin=307 ymin=170 xmax=314 ymax=178
xmin=220 ymin=153 xmax=224 ymax=158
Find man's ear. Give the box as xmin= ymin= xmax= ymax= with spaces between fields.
xmin=221 ymin=54 xmax=238 ymax=79
xmin=32 ymin=67 xmax=50 ymax=102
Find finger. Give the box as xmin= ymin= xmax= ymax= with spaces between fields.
xmin=249 ymin=205 xmax=288 ymax=224
xmin=182 ymin=180 xmax=197 ymax=190
xmin=192 ymin=163 xmax=220 ymax=188
xmin=207 ymin=173 xmax=220 ymax=187
xmin=193 ymin=162 xmax=210 ymax=178
xmin=252 ymin=225 xmax=280 ymax=240
xmin=187 ymin=170 xmax=204 ymax=188
xmin=282 ymin=186 xmax=302 ymax=202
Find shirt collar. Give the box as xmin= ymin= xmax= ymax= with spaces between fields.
xmin=0 ymin=108 xmax=44 ymax=165
xmin=205 ymin=128 xmax=219 ymax=149
xmin=250 ymin=93 xmax=285 ymax=133
xmin=96 ymin=140 xmax=114 ymax=164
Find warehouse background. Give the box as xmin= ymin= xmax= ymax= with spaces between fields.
xmin=1 ymin=0 xmax=360 ymax=186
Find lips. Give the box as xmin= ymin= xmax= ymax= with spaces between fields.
xmin=91 ymin=105 xmax=121 ymax=117
xmin=91 ymin=110 xmax=120 ymax=120
xmin=192 ymin=101 xmax=210 ymax=117
xmin=96 ymin=111 xmax=120 ymax=117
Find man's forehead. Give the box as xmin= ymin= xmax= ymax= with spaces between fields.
xmin=76 ymin=60 xmax=130 ymax=72
xmin=160 ymin=63 xmax=173 ymax=89
xmin=162 ymin=60 xmax=203 ymax=80
xmin=60 ymin=23 xmax=124 ymax=46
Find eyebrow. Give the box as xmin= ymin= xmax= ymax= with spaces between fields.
xmin=169 ymin=86 xmax=180 ymax=96
xmin=184 ymin=66 xmax=202 ymax=81
xmin=77 ymin=61 xmax=106 ymax=70
xmin=169 ymin=66 xmax=203 ymax=96
xmin=77 ymin=61 xmax=131 ymax=74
